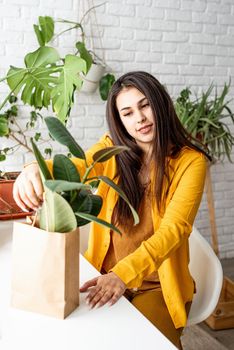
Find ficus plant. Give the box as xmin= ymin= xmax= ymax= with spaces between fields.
xmin=0 ymin=10 xmax=115 ymax=124
xmin=175 ymin=81 xmax=234 ymax=163
xmin=31 ymin=116 xmax=139 ymax=233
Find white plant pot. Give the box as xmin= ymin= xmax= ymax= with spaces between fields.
xmin=81 ymin=63 xmax=105 ymax=93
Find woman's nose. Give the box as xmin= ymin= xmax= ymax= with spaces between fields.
xmin=136 ymin=112 xmax=146 ymax=123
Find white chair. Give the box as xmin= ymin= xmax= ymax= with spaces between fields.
xmin=187 ymin=226 xmax=223 ymax=326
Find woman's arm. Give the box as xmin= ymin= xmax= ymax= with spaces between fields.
xmin=110 ymin=153 xmax=207 ymax=288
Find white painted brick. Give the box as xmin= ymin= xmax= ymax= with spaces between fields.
xmin=0 ymin=4 xmax=20 ymax=17
xmin=72 ymin=117 xmax=103 ymax=128
xmin=218 ymin=14 xmax=234 ymax=25
xmin=0 ymin=31 xmax=23 ymax=44
xmin=40 ymin=0 xmax=72 ymax=9
xmin=191 ymin=55 xmax=215 ymax=66
xmin=205 ymin=67 xmax=228 ymax=76
xmin=126 ymin=0 xmax=152 ymax=5
xmin=123 ymin=62 xmax=151 ymax=72
xmin=151 ymin=42 xmax=176 ymax=53
xmin=190 ymin=33 xmax=215 ymax=44
xmin=122 ymin=40 xmax=150 ymax=52
xmin=181 ymin=1 xmax=207 ymax=12
xmin=151 ymin=63 xmax=178 ymax=75
xmin=203 ymin=45 xmax=229 ymax=56
xmin=150 ymin=19 xmax=177 ymax=32
xmin=204 ymin=24 xmax=227 ymax=35
xmin=178 ymin=66 xmax=204 ymax=76
xmin=164 ymin=54 xmax=189 ymax=65
xmin=105 ymin=50 xmax=135 ymax=62
xmin=216 ymin=35 xmax=234 ymax=46
xmin=136 ymin=6 xmax=164 ymax=19
xmin=104 ymin=27 xmax=134 ymax=40
xmin=163 ymin=32 xmax=189 ymax=42
xmin=3 ymin=18 xmax=34 ymax=32
xmin=186 ymin=76 xmax=211 ymax=86
xmin=136 ymin=51 xmax=162 ymax=63
xmin=178 ymin=43 xmax=202 ymax=54
xmin=7 ymin=0 xmax=39 ymax=4
xmin=207 ymin=3 xmax=231 ymax=13
xmin=135 ymin=30 xmax=162 ymax=41
xmin=95 ymin=13 xmax=120 ymax=27
xmin=165 ymin=10 xmax=192 ymax=22
xmin=108 ymin=3 xmax=135 ymax=17
xmin=121 ymin=17 xmax=149 ymax=30
xmin=178 ymin=22 xmax=202 ymax=33
xmin=216 ymin=56 xmax=234 ymax=67
xmin=192 ymin=12 xmax=217 ymax=24
xmin=153 ymin=0 xmax=180 ymax=9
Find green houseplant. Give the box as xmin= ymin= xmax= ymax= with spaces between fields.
xmin=175 ymin=81 xmax=234 ymax=163
xmin=31 ymin=116 xmax=139 ymax=233
xmin=0 ymin=11 xmax=115 ymax=125
xmin=10 ymin=116 xmax=139 ymax=319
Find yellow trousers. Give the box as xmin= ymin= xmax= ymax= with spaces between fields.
xmin=124 ymin=288 xmax=191 ymax=350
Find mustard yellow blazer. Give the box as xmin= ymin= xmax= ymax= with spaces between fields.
xmin=47 ymin=133 xmax=207 ymax=328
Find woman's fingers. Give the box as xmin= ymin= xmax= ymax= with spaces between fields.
xmin=80 ymin=277 xmax=98 ymax=292
xmin=82 ymin=272 xmax=126 ymax=309
xmin=13 ymin=163 xmax=43 ymax=211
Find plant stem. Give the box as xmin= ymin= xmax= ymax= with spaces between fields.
xmin=9 ymin=133 xmax=33 ymax=153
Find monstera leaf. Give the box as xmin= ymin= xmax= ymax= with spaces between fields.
xmin=33 ymin=16 xmax=54 ymax=46
xmin=7 ymin=46 xmax=60 ymax=109
xmin=51 ymin=54 xmax=87 ymax=123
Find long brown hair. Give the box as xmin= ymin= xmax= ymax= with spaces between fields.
xmin=106 ymin=71 xmax=209 ymax=226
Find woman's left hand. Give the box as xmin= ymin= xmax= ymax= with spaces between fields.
xmin=80 ymin=272 xmax=126 ymax=309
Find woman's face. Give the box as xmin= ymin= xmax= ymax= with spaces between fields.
xmin=116 ymin=87 xmax=155 ymax=154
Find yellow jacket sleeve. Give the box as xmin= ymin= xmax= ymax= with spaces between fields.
xmin=111 ymin=152 xmax=207 ymax=288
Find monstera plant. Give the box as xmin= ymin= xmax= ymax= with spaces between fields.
xmin=0 ymin=13 xmax=115 ymax=124
xmin=32 ymin=116 xmax=139 ymax=233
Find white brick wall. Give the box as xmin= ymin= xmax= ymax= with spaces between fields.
xmin=0 ymin=0 xmax=234 ymax=258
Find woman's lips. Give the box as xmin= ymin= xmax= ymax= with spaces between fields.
xmin=137 ymin=124 xmax=153 ymax=134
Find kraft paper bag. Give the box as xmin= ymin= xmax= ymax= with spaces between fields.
xmin=11 ymin=220 xmax=80 ymax=319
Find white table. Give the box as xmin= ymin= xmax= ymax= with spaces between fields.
xmin=0 ymin=221 xmax=176 ymax=350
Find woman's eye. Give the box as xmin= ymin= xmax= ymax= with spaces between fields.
xmin=123 ymin=112 xmax=131 ymax=117
xmin=142 ymin=103 xmax=149 ymax=108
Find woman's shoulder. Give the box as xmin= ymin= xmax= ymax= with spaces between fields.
xmin=169 ymin=146 xmax=207 ymax=169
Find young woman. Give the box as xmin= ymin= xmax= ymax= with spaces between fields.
xmin=13 ymin=71 xmax=208 ymax=349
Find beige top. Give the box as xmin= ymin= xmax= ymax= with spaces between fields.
xmin=102 ymin=184 xmax=161 ymax=291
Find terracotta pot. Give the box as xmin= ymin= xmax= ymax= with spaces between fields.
xmin=0 ymin=172 xmax=34 ymax=220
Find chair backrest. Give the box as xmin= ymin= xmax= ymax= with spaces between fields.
xmin=187 ymin=226 xmax=223 ymax=326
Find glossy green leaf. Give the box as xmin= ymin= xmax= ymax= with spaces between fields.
xmin=45 ymin=116 xmax=86 ymax=160
xmin=51 ymin=54 xmax=87 ymax=123
xmin=75 ymin=212 xmax=122 ymax=235
xmin=53 ymin=154 xmax=80 ymax=182
xmin=44 ymin=179 xmax=90 ymax=192
xmin=0 ymin=117 xmax=9 ymax=136
xmin=39 ymin=188 xmax=77 ymax=233
xmin=98 ymin=175 xmax=139 ymax=226
xmin=76 ymin=41 xmax=93 ymax=72
xmin=30 ymin=138 xmax=52 ymax=181
xmin=99 ymin=73 xmax=115 ymax=101
xmin=6 ymin=47 xmax=60 ymax=109
xmin=71 ymin=190 xmax=102 ymax=226
xmin=92 ymin=146 xmax=129 ymax=163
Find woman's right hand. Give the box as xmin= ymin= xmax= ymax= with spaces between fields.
xmin=13 ymin=163 xmax=44 ymax=212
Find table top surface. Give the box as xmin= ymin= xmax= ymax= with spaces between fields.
xmin=0 ymin=221 xmax=176 ymax=350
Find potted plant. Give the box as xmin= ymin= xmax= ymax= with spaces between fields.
xmin=0 ymin=9 xmax=115 ymax=125
xmin=0 ymin=96 xmax=53 ymax=219
xmin=175 ymin=81 xmax=234 ymax=163
xmin=175 ymin=81 xmax=234 ymax=330
xmin=11 ymin=115 xmax=139 ymax=319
